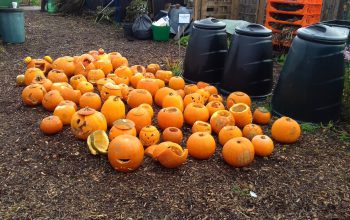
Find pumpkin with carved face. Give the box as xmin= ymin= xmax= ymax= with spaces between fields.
xmin=139 ymin=125 xmax=160 ymax=147
xmin=26 ymin=58 xmax=52 ymax=74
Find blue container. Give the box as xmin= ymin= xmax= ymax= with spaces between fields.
xmin=0 ymin=8 xmax=25 ymax=43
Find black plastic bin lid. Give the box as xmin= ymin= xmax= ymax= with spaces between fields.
xmin=194 ymin=17 xmax=226 ymax=30
xmin=0 ymin=8 xmax=23 ymax=12
xmin=235 ymin=23 xmax=272 ymax=37
xmin=297 ymin=24 xmax=347 ymax=44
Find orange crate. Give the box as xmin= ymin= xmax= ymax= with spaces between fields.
xmin=272 ymin=38 xmax=292 ymax=47
xmin=269 ymin=0 xmax=323 ymax=4
xmin=266 ymin=13 xmax=321 ymax=26
xmin=267 ymin=2 xmax=322 ymax=15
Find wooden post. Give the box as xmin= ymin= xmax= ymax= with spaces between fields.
xmin=231 ymin=0 xmax=240 ymax=19
xmin=256 ymin=0 xmax=266 ymax=24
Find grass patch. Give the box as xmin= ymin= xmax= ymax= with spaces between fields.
xmin=164 ymin=56 xmax=183 ymax=76
xmin=300 ymin=123 xmax=321 ymax=133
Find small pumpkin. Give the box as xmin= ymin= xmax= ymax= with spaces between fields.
xmin=70 ymin=107 xmax=107 ymax=140
xmin=137 ymin=78 xmax=159 ymax=97
xmin=53 ymin=100 xmax=77 ymax=125
xmin=162 ymin=127 xmax=183 ymax=144
xmin=210 ymin=110 xmax=235 ymax=134
xmin=204 ymin=85 xmax=218 ymax=95
xmin=229 ymin=103 xmax=253 ymax=128
xmin=87 ymin=69 xmax=105 ymax=85
xmin=100 ymin=83 xmax=122 ymax=102
xmin=130 ymin=65 xmax=146 ymax=74
xmin=271 ymin=117 xmax=301 ymax=144
xmin=79 ymin=92 xmax=102 ymax=110
xmin=114 ymin=66 xmax=133 ymax=79
xmin=127 ymin=89 xmax=153 ymax=108
xmin=206 ymin=101 xmax=225 ymax=116
xmin=94 ymin=59 xmax=113 ymax=75
xmin=108 ymin=134 xmax=144 ymax=172
xmin=47 ymin=69 xmax=68 ymax=83
xmin=155 ymin=78 xmax=165 ymax=88
xmin=176 ymin=89 xmax=185 ymax=98
xmin=195 ymin=89 xmax=210 ymax=104
xmin=251 ymin=135 xmax=274 ymax=157
xmin=126 ymin=107 xmax=152 ymax=133
xmin=218 ymin=125 xmax=243 ymax=146
xmin=114 ymin=76 xmax=129 ymax=85
xmin=111 ymin=56 xmax=128 ymax=70
xmin=184 ymin=103 xmax=210 ymax=125
xmin=227 ymin=91 xmax=251 ymax=108
xmin=101 ymin=96 xmax=126 ymax=127
xmin=69 ymin=74 xmax=87 ymax=90
xmin=222 ymin=137 xmax=255 ymax=168
xmin=96 ymin=78 xmax=115 ymax=92
xmin=74 ymin=54 xmax=95 ymax=76
xmin=242 ymin=124 xmax=263 ymax=140
xmin=139 ymin=125 xmax=160 ymax=147
xmin=139 ymin=103 xmax=154 ymax=118
xmin=130 ymin=72 xmax=144 ymax=88
xmin=42 ymin=90 xmax=64 ymax=111
xmin=184 ymin=93 xmax=204 ymax=107
xmin=197 ymin=81 xmax=210 ymax=89
xmin=76 ymin=81 xmax=94 ymax=94
xmin=52 ymin=56 xmax=76 ymax=77
xmin=162 ymin=92 xmax=184 ymax=112
xmin=155 ymin=70 xmax=173 ymax=83
xmin=40 ymin=116 xmax=63 ymax=135
xmin=146 ymin=63 xmax=160 ymax=74
xmin=154 ymin=87 xmax=175 ymax=106
xmin=253 ymin=107 xmax=271 ymax=125
xmin=184 ymin=84 xmax=199 ymax=95
xmin=157 ymin=107 xmax=184 ymax=129
xmin=169 ymin=76 xmax=185 ymax=90
xmin=16 ymin=74 xmax=25 ymax=86
xmin=26 ymin=58 xmax=52 ymax=74
xmin=187 ymin=132 xmax=216 ymax=160
xmin=32 ymin=75 xmax=52 ymax=92
xmin=208 ymin=94 xmax=223 ymax=103
xmin=22 ymin=84 xmax=46 ymax=106
xmin=109 ymin=119 xmax=137 ymax=140
xmin=24 ymin=68 xmax=45 ymax=85
xmin=192 ymin=121 xmax=212 ymax=134
xmin=156 ymin=142 xmax=188 ymax=168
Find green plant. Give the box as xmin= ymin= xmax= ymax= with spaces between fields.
xmin=300 ymin=123 xmax=321 ymax=133
xmin=125 ymin=0 xmax=148 ymax=22
xmin=164 ymin=57 xmax=183 ymax=76
xmin=178 ymin=35 xmax=190 ymax=47
xmin=95 ymin=6 xmax=116 ymax=24
xmin=277 ymin=54 xmax=287 ymax=65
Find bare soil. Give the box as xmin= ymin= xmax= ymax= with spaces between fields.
xmin=0 ymin=11 xmax=349 ymax=219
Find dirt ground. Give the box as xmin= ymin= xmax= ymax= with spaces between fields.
xmin=0 ymin=11 xmax=350 ymax=219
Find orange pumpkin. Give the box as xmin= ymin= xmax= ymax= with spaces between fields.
xmin=108 ymin=52 xmax=122 ymax=61
xmin=157 ymin=107 xmax=184 ymax=129
xmin=119 ymin=84 xmax=131 ymax=101
xmin=47 ymin=69 xmax=68 ymax=83
xmin=210 ymin=110 xmax=235 ymax=134
xmin=42 ymin=90 xmax=64 ymax=111
xmin=187 ymin=132 xmax=216 ymax=160
xmin=70 ymin=74 xmax=87 ymax=89
xmin=109 ymin=119 xmax=137 ymax=141
xmin=127 ymin=89 xmax=153 ymax=108
xmin=145 ymin=144 xmax=157 ymax=157
xmin=59 ymin=86 xmax=81 ymax=103
xmin=79 ymin=92 xmax=102 ymax=110
xmin=184 ymin=93 xmax=203 ymax=107
xmin=197 ymin=81 xmax=210 ymax=89
xmin=24 ymin=68 xmax=45 ymax=85
xmin=114 ymin=66 xmax=133 ymax=79
xmin=87 ymin=69 xmax=105 ymax=85
xmin=184 ymin=84 xmax=199 ymax=95
xmin=139 ymin=125 xmax=160 ymax=147
xmin=74 ymin=54 xmax=95 ymax=76
xmin=162 ymin=92 xmax=184 ymax=112
xmin=146 ymin=63 xmax=160 ymax=74
xmin=218 ymin=125 xmax=243 ymax=146
xmin=176 ymin=89 xmax=185 ymax=98
xmin=100 ymin=83 xmax=122 ymax=102
xmin=101 ymin=96 xmax=126 ymax=127
xmin=206 ymin=101 xmax=225 ymax=116
xmin=154 ymin=87 xmax=175 ymax=106
xmin=162 ymin=127 xmax=183 ymax=144
xmin=40 ymin=116 xmax=63 ymax=135
xmin=155 ymin=70 xmax=173 ymax=83
xmin=108 ymin=134 xmax=144 ymax=172
xmin=53 ymin=101 xmax=77 ymax=125
xmin=242 ymin=124 xmax=263 ymax=140
xmin=271 ymin=117 xmax=301 ymax=144
xmin=139 ymin=103 xmax=154 ymax=118
xmin=130 ymin=72 xmax=144 ymax=88
xmin=168 ymin=76 xmax=185 ymax=90
xmin=222 ymin=137 xmax=255 ymax=168
xmin=52 ymin=56 xmax=76 ymax=77
xmin=94 ymin=59 xmax=113 ymax=75
xmin=126 ymin=107 xmax=152 ymax=133
xmin=136 ymin=78 xmax=159 ymax=97
xmin=227 ymin=91 xmax=251 ymax=108
xmin=195 ymin=89 xmax=210 ymax=104
xmin=113 ymin=76 xmax=129 ymax=85
xmin=253 ymin=107 xmax=271 ymax=125
xmin=143 ymin=72 xmax=155 ymax=79
xmin=76 ymin=81 xmax=94 ymax=94
xmin=50 ymin=82 xmax=73 ymax=95
xmin=204 ymin=85 xmax=218 ymax=95
xmin=26 ymin=58 xmax=52 ymax=74
xmin=22 ymin=84 xmax=46 ymax=106
xmin=184 ymin=103 xmax=210 ymax=125
xmin=208 ymin=94 xmax=223 ymax=103
xmin=96 ymin=78 xmax=115 ymax=92
xmin=192 ymin=121 xmax=212 ymax=134
xmin=156 ymin=142 xmax=188 ymax=168
xmin=111 ymin=56 xmax=128 ymax=70
xmin=106 ymin=73 xmax=118 ymax=83
xmin=229 ymin=103 xmax=253 ymax=128
xmin=70 ymin=107 xmax=107 ymax=140
xmin=252 ymin=135 xmax=274 ymax=157
xmin=130 ymin=65 xmax=146 ymax=74
xmin=58 ymin=100 xmax=77 ymax=110
xmin=155 ymin=78 xmax=165 ymax=88
xmin=32 ymin=75 xmax=52 ymax=92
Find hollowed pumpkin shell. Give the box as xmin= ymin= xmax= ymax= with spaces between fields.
xmin=206 ymin=101 xmax=225 ymax=116
xmin=70 ymin=74 xmax=87 ymax=89
xmin=229 ymin=103 xmax=253 ymax=129
xmin=114 ymin=66 xmax=133 ymax=79
xmin=101 ymin=96 xmax=126 ymax=127
xmin=155 ymin=70 xmax=173 ymax=83
xmin=222 ymin=137 xmax=255 ymax=168
xmin=42 ymin=90 xmax=64 ymax=111
xmin=96 ymin=78 xmax=115 ymax=92
xmin=195 ymin=89 xmax=210 ymax=104
xmin=251 ymin=135 xmax=274 ymax=157
xmin=184 ymin=103 xmax=210 ymax=126
xmin=130 ymin=65 xmax=146 ymax=74
xmin=271 ymin=117 xmax=301 ymax=144
xmin=184 ymin=84 xmax=199 ymax=95
xmin=109 ymin=119 xmax=137 ymax=140
xmin=192 ymin=121 xmax=212 ymax=134
xmin=154 ymin=87 xmax=175 ymax=106
xmin=79 ymin=92 xmax=102 ymax=110
xmin=126 ymin=107 xmax=152 ymax=133
xmin=130 ymin=72 xmax=145 ymax=88
xmin=127 ymin=89 xmax=153 ymax=108
xmin=242 ymin=124 xmax=263 ymax=140
xmin=227 ymin=91 xmax=251 ymax=108
xmin=208 ymin=94 xmax=223 ymax=103
xmin=218 ymin=125 xmax=243 ymax=146
xmin=162 ymin=92 xmax=184 ymax=112
xmin=253 ymin=107 xmax=271 ymax=125
xmin=27 ymin=58 xmax=52 ymax=74
xmin=169 ymin=76 xmax=185 ymax=90
xmin=186 ymin=132 xmax=216 ymax=160
xmin=47 ymin=69 xmax=68 ymax=83
xmin=145 ymin=144 xmax=157 ymax=157
xmin=22 ymin=84 xmax=46 ymax=106
xmin=157 ymin=107 xmax=184 ymax=129
xmin=74 ymin=54 xmax=95 ymax=76
xmin=137 ymin=78 xmax=159 ymax=97
xmin=40 ymin=116 xmax=63 ymax=135
xmin=210 ymin=110 xmax=235 ymax=134
xmin=146 ymin=63 xmax=160 ymax=74
xmin=87 ymin=69 xmax=105 ymax=85
xmin=157 ymin=142 xmax=188 ymax=168
xmin=24 ymin=68 xmax=45 ymax=86
xmin=162 ymin=127 xmax=183 ymax=144
xmin=139 ymin=125 xmax=160 ymax=147
xmin=100 ymin=83 xmax=122 ymax=102
xmin=184 ymin=93 xmax=204 ymax=107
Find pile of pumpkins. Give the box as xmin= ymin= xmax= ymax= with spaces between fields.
xmin=17 ymin=49 xmax=301 ymax=172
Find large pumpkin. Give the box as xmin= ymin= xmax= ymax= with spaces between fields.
xmin=126 ymin=107 xmax=152 ymax=133
xmin=229 ymin=103 xmax=253 ymax=129
xmin=101 ymin=96 xmax=126 ymax=127
xmin=108 ymin=134 xmax=144 ymax=172
xmin=195 ymin=89 xmax=210 ymax=104
xmin=42 ymin=90 xmax=64 ymax=111
xmin=186 ymin=132 xmax=216 ymax=160
xmin=52 ymin=56 xmax=76 ymax=77
xmin=154 ymin=87 xmax=175 ymax=106
xmin=168 ymin=76 xmax=185 ymax=90
xmin=227 ymin=91 xmax=251 ymax=108
xmin=184 ymin=103 xmax=210 ymax=125
xmin=22 ymin=84 xmax=46 ymax=106
xmin=127 ymin=89 xmax=153 ymax=108
xmin=24 ymin=68 xmax=45 ymax=85
xmin=218 ymin=125 xmax=243 ymax=146
xmin=70 ymin=107 xmax=107 ymax=140
xmin=184 ymin=93 xmax=203 ymax=107
xmin=210 ymin=110 xmax=235 ymax=134
xmin=157 ymin=107 xmax=184 ymax=129
xmin=222 ymin=137 xmax=255 ymax=168
xmin=206 ymin=101 xmax=225 ymax=116
xmin=271 ymin=117 xmax=301 ymax=144
xmin=162 ymin=92 xmax=184 ymax=112
xmin=109 ymin=119 xmax=137 ymax=141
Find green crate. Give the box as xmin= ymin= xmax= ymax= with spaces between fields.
xmin=152 ymin=25 xmax=170 ymax=42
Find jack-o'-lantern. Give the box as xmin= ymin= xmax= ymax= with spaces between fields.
xmin=47 ymin=69 xmax=68 ymax=83
xmin=24 ymin=68 xmax=45 ymax=86
xmin=184 ymin=93 xmax=204 ymax=107
xmin=22 ymin=83 xmax=46 ymax=106
xmin=100 ymin=83 xmax=122 ymax=102
xmin=139 ymin=125 xmax=160 ymax=147
xmin=26 ymin=58 xmax=52 ymax=74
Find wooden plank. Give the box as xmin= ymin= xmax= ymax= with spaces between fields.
xmin=231 ymin=0 xmax=240 ymax=19
xmin=256 ymin=0 xmax=266 ymax=24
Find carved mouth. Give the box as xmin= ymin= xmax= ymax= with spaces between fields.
xmin=35 ymin=62 xmax=45 ymax=71
xmin=117 ymin=159 xmax=131 ymax=164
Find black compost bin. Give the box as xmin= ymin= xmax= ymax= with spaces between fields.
xmin=321 ymin=20 xmax=350 ymax=45
xmin=183 ymin=18 xmax=227 ymax=84
xmin=272 ymin=24 xmax=347 ymax=123
xmin=220 ymin=23 xmax=273 ymax=98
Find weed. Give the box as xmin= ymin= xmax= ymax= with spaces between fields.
xmin=231 ymin=184 xmax=250 ymax=197
xmin=178 ymin=35 xmax=190 ymax=47
xmin=164 ymin=57 xmax=183 ymax=76
xmin=300 ymin=123 xmax=321 ymax=133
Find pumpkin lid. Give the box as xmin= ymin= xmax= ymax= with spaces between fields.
xmin=77 ymin=107 xmax=97 ymax=116
xmin=113 ymin=119 xmax=135 ymax=130
xmin=97 ymin=78 xmax=113 ymax=85
xmin=235 ymin=23 xmax=272 ymax=37
xmin=103 ymin=83 xmax=120 ymax=90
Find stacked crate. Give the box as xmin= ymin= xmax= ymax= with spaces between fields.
xmin=194 ymin=0 xmax=235 ymax=20
xmin=265 ymin=0 xmax=323 ymax=47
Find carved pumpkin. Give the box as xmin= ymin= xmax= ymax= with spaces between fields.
xmin=155 ymin=70 xmax=173 ymax=83
xmin=208 ymin=94 xmax=223 ymax=103
xmin=74 ymin=54 xmax=95 ymax=76
xmin=139 ymin=125 xmax=160 ymax=147
xmin=114 ymin=66 xmax=133 ymax=79
xmin=76 ymin=81 xmax=94 ymax=94
xmin=114 ymin=76 xmax=129 ymax=85
xmin=218 ymin=125 xmax=243 ymax=146
xmin=106 ymin=73 xmax=118 ymax=83
xmin=169 ymin=76 xmax=185 ymax=90
xmin=156 ymin=142 xmax=188 ymax=168
xmin=176 ymin=89 xmax=185 ymax=98
xmin=109 ymin=119 xmax=137 ymax=141
xmin=210 ymin=110 xmax=235 ymax=134
xmin=139 ymin=103 xmax=154 ymax=118
xmin=22 ymin=84 xmax=46 ymax=106
xmin=42 ymin=90 xmax=64 ymax=111
xmin=53 ymin=100 xmax=77 ymax=125
xmin=145 ymin=144 xmax=157 ymax=157
xmin=184 ymin=103 xmax=210 ymax=125
xmin=186 ymin=132 xmax=216 ymax=160
xmin=52 ymin=56 xmax=76 ymax=77
xmin=101 ymin=96 xmax=126 ymax=127
xmin=130 ymin=65 xmax=146 ymax=74
xmin=195 ymin=89 xmax=210 ymax=104
xmin=94 ymin=59 xmax=113 ymax=75
xmin=32 ymin=75 xmax=52 ymax=92
xmin=87 ymin=69 xmax=105 ymax=85
xmin=155 ymin=79 xmax=165 ymax=88
xmin=24 ymin=68 xmax=45 ymax=85
xmin=206 ymin=101 xmax=225 ymax=116
xmin=204 ymin=85 xmax=218 ymax=95
xmin=70 ymin=107 xmax=107 ymax=140
xmin=197 ymin=81 xmax=210 ymax=89
xmin=108 ymin=134 xmax=144 ymax=172
xmin=137 ymin=78 xmax=159 ymax=97
xmin=253 ymin=107 xmax=271 ymax=125
xmin=40 ymin=116 xmax=63 ymax=135
xmin=26 ymin=58 xmax=52 ymax=74
xmin=184 ymin=84 xmax=199 ymax=95
xmin=252 ymin=135 xmax=274 ymax=157
xmin=70 ymin=74 xmax=87 ymax=89
xmin=162 ymin=92 xmax=184 ymax=112
xmin=126 ymin=107 xmax=152 ymax=133
xmin=111 ymin=56 xmax=128 ymax=70
xmin=79 ymin=92 xmax=101 ymax=110
xmin=100 ymin=83 xmax=122 ymax=102
xmin=157 ymin=107 xmax=184 ymax=129
xmin=127 ymin=89 xmax=153 ymax=108
xmin=119 ymin=83 xmax=131 ymax=101
xmin=192 ymin=121 xmax=212 ymax=134
xmin=96 ymin=78 xmax=115 ymax=92
xmin=130 ymin=72 xmax=144 ymax=88
xmin=227 ymin=91 xmax=251 ymax=109
xmin=184 ymin=93 xmax=204 ymax=107
xmin=229 ymin=103 xmax=253 ymax=128
xmin=143 ymin=72 xmax=155 ymax=79
xmin=146 ymin=63 xmax=160 ymax=74
xmin=47 ymin=69 xmax=68 ymax=83
xmin=222 ymin=137 xmax=255 ymax=168
xmin=271 ymin=117 xmax=301 ymax=144
xmin=242 ymin=124 xmax=263 ymax=140
xmin=154 ymin=87 xmax=175 ymax=106
xmin=162 ymin=127 xmax=183 ymax=144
